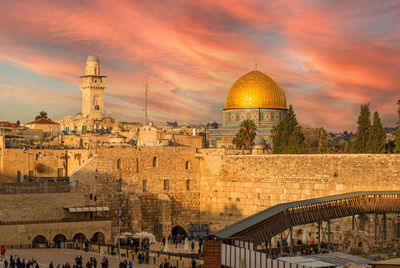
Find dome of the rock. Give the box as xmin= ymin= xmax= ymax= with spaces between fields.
xmin=224 ymin=70 xmax=286 ymax=110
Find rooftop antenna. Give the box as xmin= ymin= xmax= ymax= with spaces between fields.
xmin=144 ymin=77 xmax=149 ymax=124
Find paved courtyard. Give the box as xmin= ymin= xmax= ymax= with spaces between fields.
xmin=5 ymin=248 xmax=157 ymax=268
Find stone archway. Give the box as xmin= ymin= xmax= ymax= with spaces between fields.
xmin=91 ymin=232 xmax=105 ymax=243
xmin=73 ymin=233 xmax=86 ymax=243
xmin=172 ymin=225 xmax=187 ymax=237
xmin=53 ymin=234 xmax=67 ymax=248
xmin=32 ymin=235 xmax=47 ymax=248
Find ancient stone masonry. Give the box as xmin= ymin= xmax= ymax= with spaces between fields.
xmin=71 ymin=146 xmax=201 ymax=238
xmin=198 ymin=152 xmax=400 ymax=231
xmin=2 ymin=146 xmax=400 ymax=251
xmin=0 ymin=148 xmax=92 ymax=182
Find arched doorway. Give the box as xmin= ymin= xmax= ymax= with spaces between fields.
xmin=91 ymin=232 xmax=105 ymax=243
xmin=172 ymin=226 xmax=187 ymax=237
xmin=32 ymin=235 xmax=47 ymax=248
xmin=73 ymin=233 xmax=86 ymax=243
xmin=53 ymin=234 xmax=67 ymax=248
xmin=72 ymin=233 xmax=86 ymax=248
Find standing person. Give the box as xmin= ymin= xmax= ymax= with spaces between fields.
xmin=92 ymin=258 xmax=97 ymax=268
xmin=0 ymin=246 xmax=5 ymax=258
xmin=191 ymin=239 xmax=195 ymax=252
xmin=0 ymin=259 xmax=5 ymax=268
xmin=49 ymin=263 xmax=54 ymax=268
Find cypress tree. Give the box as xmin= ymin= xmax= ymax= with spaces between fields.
xmin=315 ymin=127 xmax=331 ymax=153
xmin=352 ymin=104 xmax=370 ymax=153
xmin=394 ymin=100 xmax=400 ymax=153
xmin=367 ymin=111 xmax=386 ymax=153
xmin=273 ymin=105 xmax=307 ymax=153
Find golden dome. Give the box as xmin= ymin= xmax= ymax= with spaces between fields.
xmin=224 ymin=70 xmax=287 ymax=110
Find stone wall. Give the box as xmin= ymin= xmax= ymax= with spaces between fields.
xmin=198 ymin=152 xmax=400 ymax=232
xmin=0 ymin=148 xmax=92 ymax=182
xmin=0 ymin=192 xmax=89 ymax=222
xmin=70 ymin=147 xmax=201 ymax=237
xmin=3 ymin=146 xmax=400 ymax=248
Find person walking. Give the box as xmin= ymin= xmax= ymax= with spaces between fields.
xmin=0 ymin=246 xmax=5 ymax=258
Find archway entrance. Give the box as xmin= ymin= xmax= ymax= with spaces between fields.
xmin=53 ymin=234 xmax=67 ymax=248
xmin=73 ymin=233 xmax=86 ymax=248
xmin=172 ymin=226 xmax=187 ymax=237
xmin=91 ymin=232 xmax=105 ymax=243
xmin=73 ymin=233 xmax=86 ymax=243
xmin=32 ymin=235 xmax=47 ymax=248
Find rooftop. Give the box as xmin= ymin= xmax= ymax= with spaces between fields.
xmin=26 ymin=118 xmax=59 ymax=125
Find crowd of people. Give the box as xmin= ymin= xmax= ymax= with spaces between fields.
xmin=0 ymin=247 xmax=113 ymax=268
xmin=0 ymin=254 xmax=40 ymax=268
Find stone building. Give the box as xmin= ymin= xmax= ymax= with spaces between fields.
xmin=25 ymin=118 xmax=60 ymax=133
xmin=0 ymin=182 xmax=111 ymax=247
xmin=209 ymin=67 xmax=287 ymax=147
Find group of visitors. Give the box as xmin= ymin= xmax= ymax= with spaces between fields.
xmin=0 ymin=254 xmax=40 ymax=268
xmin=117 ymin=260 xmax=132 ymax=268
xmin=0 ymin=246 xmax=111 ymax=268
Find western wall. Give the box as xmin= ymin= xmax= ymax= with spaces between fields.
xmin=1 ymin=146 xmax=400 ymax=252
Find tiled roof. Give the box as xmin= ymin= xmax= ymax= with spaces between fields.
xmin=26 ymin=118 xmax=59 ymax=125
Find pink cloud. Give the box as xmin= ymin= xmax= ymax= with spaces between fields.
xmin=0 ymin=0 xmax=399 ymax=131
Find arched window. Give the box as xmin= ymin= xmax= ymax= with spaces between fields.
xmin=185 ymin=161 xmax=190 ymax=170
xmin=117 ymin=159 xmax=121 ymax=170
xmin=152 ymin=156 xmax=157 ymax=167
xmin=136 ymin=158 xmax=139 ymax=173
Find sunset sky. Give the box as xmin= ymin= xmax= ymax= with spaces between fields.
xmin=0 ymin=0 xmax=399 ymax=131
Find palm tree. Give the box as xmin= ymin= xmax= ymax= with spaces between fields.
xmin=232 ymin=132 xmax=245 ymax=149
xmin=35 ymin=110 xmax=49 ymax=120
xmin=232 ymin=119 xmax=257 ymax=149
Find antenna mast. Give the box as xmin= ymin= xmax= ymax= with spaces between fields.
xmin=144 ymin=78 xmax=149 ymax=123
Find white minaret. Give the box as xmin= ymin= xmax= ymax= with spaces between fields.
xmin=80 ymin=55 xmax=106 ymax=120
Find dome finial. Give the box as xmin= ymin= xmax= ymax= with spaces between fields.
xmin=254 ymin=57 xmax=258 ymax=71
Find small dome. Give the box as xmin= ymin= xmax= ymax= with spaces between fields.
xmin=87 ymin=55 xmax=99 ymax=62
xmin=225 ymin=70 xmax=287 ymax=110
xmin=254 ymin=134 xmax=266 ymax=146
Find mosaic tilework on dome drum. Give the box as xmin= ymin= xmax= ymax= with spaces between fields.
xmin=222 ymin=108 xmax=286 ymax=126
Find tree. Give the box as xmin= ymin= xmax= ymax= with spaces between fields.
xmin=304 ymin=127 xmax=332 ymax=153
xmin=367 ymin=111 xmax=386 ymax=153
xmin=352 ymin=104 xmax=370 ymax=153
xmin=315 ymin=127 xmax=332 ymax=153
xmin=16 ymin=120 xmax=20 ymax=126
xmin=35 ymin=110 xmax=50 ymax=120
xmin=167 ymin=121 xmax=178 ymax=127
xmin=232 ymin=131 xmax=245 ymax=149
xmin=394 ymin=100 xmax=400 ymax=153
xmin=232 ymin=119 xmax=257 ymax=149
xmin=272 ymin=105 xmax=307 ymax=154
